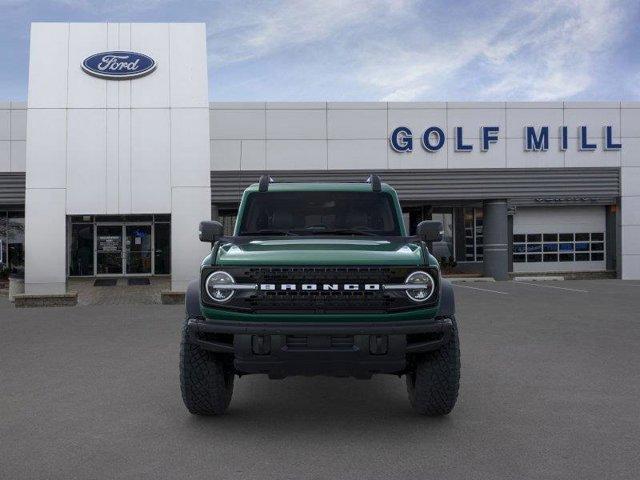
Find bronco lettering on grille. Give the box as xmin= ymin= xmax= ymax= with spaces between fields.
xmin=259 ymin=284 xmax=381 ymax=291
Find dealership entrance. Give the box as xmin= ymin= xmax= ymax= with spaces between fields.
xmin=68 ymin=215 xmax=171 ymax=278
xmin=95 ymin=224 xmax=152 ymax=275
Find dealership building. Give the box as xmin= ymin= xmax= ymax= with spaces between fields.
xmin=1 ymin=22 xmax=640 ymax=296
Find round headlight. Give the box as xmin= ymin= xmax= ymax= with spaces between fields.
xmin=405 ymin=271 xmax=435 ymax=302
xmin=205 ymin=271 xmax=235 ymax=303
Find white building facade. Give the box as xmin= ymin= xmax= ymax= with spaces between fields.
xmin=1 ymin=22 xmax=639 ymax=294
xmin=23 ymin=22 xmax=211 ymax=294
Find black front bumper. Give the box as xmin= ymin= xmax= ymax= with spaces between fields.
xmin=186 ymin=317 xmax=453 ymax=379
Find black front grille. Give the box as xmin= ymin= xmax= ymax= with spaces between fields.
xmin=247 ymin=266 xmax=394 ymax=312
xmin=253 ymin=288 xmax=388 ymax=312
xmin=244 ymin=266 xmax=392 ymax=284
xmin=202 ymin=266 xmax=438 ymax=313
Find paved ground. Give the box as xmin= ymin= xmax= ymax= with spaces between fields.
xmin=68 ymin=277 xmax=170 ymax=306
xmin=1 ymin=279 xmax=639 ymax=480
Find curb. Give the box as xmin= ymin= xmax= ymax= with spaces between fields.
xmin=514 ymin=276 xmax=565 ymax=282
xmin=447 ymin=277 xmax=496 ymax=283
xmin=13 ymin=291 xmax=78 ymax=308
xmin=161 ymin=291 xmax=185 ymax=305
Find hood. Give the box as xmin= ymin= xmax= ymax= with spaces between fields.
xmin=212 ymin=238 xmax=425 ymax=266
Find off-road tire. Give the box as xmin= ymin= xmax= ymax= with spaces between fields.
xmin=180 ymin=320 xmax=235 ymax=415
xmin=406 ymin=316 xmax=460 ymax=416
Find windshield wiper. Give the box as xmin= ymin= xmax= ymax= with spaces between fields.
xmin=240 ymin=229 xmax=299 ymax=236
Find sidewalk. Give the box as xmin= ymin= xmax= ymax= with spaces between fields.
xmin=68 ymin=277 xmax=171 ymax=306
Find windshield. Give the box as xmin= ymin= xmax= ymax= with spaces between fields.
xmin=237 ymin=191 xmax=401 ymax=236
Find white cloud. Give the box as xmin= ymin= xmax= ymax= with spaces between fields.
xmin=357 ymin=0 xmax=627 ymax=101
xmin=208 ymin=0 xmax=412 ymax=66
xmin=360 ymin=35 xmax=488 ymax=101
xmin=10 ymin=0 xmax=628 ymax=101
xmin=208 ymin=0 xmax=630 ymax=101
xmin=480 ymin=0 xmax=625 ymax=100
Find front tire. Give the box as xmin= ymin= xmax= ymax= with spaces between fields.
xmin=179 ymin=320 xmax=235 ymax=415
xmin=406 ymin=316 xmax=460 ymax=416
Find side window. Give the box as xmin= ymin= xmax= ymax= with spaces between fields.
xmin=513 ymin=232 xmax=605 ymax=263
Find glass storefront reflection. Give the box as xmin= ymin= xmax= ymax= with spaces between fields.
xmin=125 ymin=225 xmax=152 ymax=274
xmin=69 ymin=224 xmax=94 ymax=276
xmin=431 ymin=211 xmax=454 ymax=261
xmin=68 ymin=215 xmax=171 ymax=276
xmin=96 ymin=225 xmax=124 ymax=275
xmin=154 ymin=223 xmax=171 ymax=275
xmin=0 ymin=211 xmax=25 ymax=276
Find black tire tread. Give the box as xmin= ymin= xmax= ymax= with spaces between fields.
xmin=406 ymin=316 xmax=460 ymax=416
xmin=179 ymin=319 xmax=234 ymax=415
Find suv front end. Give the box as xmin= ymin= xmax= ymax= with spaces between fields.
xmin=179 ymin=176 xmax=460 ymax=416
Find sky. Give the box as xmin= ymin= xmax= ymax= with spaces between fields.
xmin=1 ymin=0 xmax=639 ymax=102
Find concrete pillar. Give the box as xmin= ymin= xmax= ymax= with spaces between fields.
xmin=620 ymin=168 xmax=640 ymax=279
xmin=24 ymin=188 xmax=67 ymax=294
xmin=606 ymin=205 xmax=617 ymax=273
xmin=483 ymin=200 xmax=509 ymax=280
xmin=171 ymin=187 xmax=211 ymax=292
xmin=507 ymin=213 xmax=514 ymax=273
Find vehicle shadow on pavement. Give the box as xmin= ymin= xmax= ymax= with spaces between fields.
xmin=179 ymin=375 xmax=456 ymax=431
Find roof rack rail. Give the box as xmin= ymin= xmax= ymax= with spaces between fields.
xmin=366 ymin=174 xmax=382 ymax=192
xmin=258 ymin=174 xmax=274 ymax=192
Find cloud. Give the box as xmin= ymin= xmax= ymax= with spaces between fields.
xmin=479 ymin=0 xmax=626 ymax=100
xmin=207 ymin=0 xmax=412 ymax=66
xmin=207 ymin=0 xmax=634 ymax=101
xmin=1 ymin=0 xmax=635 ymax=101
xmin=359 ymin=0 xmax=628 ymax=101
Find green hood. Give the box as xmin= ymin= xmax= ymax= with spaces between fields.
xmin=212 ymin=238 xmax=426 ymax=266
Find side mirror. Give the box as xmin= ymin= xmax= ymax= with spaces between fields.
xmin=199 ymin=221 xmax=224 ymax=243
xmin=416 ymin=220 xmax=443 ymax=242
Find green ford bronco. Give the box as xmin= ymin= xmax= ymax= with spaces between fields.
xmin=180 ymin=175 xmax=460 ymax=416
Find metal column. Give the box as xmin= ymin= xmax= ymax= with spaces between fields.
xmin=483 ymin=200 xmax=509 ymax=280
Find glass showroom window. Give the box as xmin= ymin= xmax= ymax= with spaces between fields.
xmin=154 ymin=217 xmax=171 ymax=275
xmin=218 ymin=209 xmax=238 ymax=236
xmin=5 ymin=212 xmax=25 ymax=274
xmin=0 ymin=212 xmax=6 ymax=274
xmin=68 ymin=214 xmax=172 ymax=276
xmin=463 ymin=208 xmax=483 ymax=262
xmin=431 ymin=210 xmax=455 ymax=262
xmin=513 ymin=233 xmax=605 ymax=263
xmin=70 ymin=222 xmax=95 ymax=276
xmin=0 ymin=211 xmax=25 ymax=275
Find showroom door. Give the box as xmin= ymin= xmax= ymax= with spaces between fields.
xmin=125 ymin=225 xmax=153 ymax=275
xmin=95 ymin=225 xmax=124 ymax=275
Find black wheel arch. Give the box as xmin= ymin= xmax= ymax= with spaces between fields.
xmin=185 ymin=279 xmax=204 ymax=319
xmin=436 ymin=278 xmax=455 ymax=318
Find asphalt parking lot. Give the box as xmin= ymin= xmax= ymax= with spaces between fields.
xmin=1 ymin=279 xmax=639 ymax=480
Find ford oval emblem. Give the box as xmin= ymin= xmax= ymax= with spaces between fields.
xmin=82 ymin=51 xmax=156 ymax=80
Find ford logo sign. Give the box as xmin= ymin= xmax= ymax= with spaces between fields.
xmin=82 ymin=51 xmax=156 ymax=80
